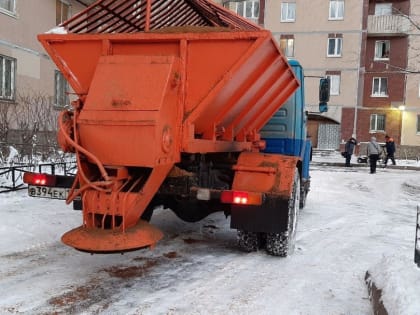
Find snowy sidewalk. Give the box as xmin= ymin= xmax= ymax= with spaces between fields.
xmin=312 ymin=151 xmax=420 ymax=171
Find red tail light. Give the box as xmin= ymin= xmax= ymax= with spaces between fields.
xmin=23 ymin=172 xmax=56 ymax=186
xmin=220 ymin=191 xmax=263 ymax=205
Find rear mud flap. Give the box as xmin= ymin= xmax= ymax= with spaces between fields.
xmin=230 ymin=196 xmax=289 ymax=233
xmin=230 ymin=152 xmax=299 ymax=233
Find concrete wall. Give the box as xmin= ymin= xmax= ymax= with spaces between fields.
xmin=0 ymin=0 xmax=86 ymax=134
xmin=0 ymin=0 xmax=88 ymax=161
xmin=401 ymin=2 xmax=420 ymax=146
xmin=0 ymin=1 xmax=86 ymax=97
xmin=264 ymin=0 xmax=364 ymax=128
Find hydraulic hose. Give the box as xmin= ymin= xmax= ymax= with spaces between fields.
xmin=58 ymin=110 xmax=113 ymax=204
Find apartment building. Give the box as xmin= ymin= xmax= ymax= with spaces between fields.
xmin=223 ymin=0 xmax=420 ymax=156
xmin=400 ymin=2 xmax=420 ymax=150
xmin=348 ymin=0 xmax=409 ymax=152
xmin=2 ymin=0 xmax=420 ymax=156
xmin=0 ymin=0 xmax=92 ymax=150
xmin=266 ymin=0 xmax=364 ymax=150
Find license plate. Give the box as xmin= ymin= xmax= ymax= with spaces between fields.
xmin=28 ymin=185 xmax=70 ymax=200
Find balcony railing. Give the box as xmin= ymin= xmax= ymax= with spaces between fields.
xmin=367 ymin=14 xmax=410 ymax=36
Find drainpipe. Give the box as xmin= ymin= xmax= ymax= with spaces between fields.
xmin=259 ymin=0 xmax=265 ymax=26
xmin=355 ymin=0 xmax=369 ymax=139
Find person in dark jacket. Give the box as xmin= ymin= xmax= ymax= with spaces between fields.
xmin=344 ymin=137 xmax=357 ymax=167
xmin=384 ymin=135 xmax=396 ymax=166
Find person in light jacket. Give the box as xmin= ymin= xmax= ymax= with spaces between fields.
xmin=367 ymin=136 xmax=381 ymax=174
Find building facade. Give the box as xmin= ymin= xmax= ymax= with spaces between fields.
xmin=400 ymin=2 xmax=420 ymax=151
xmin=0 ymin=0 xmax=92 ymax=155
xmin=223 ymin=0 xmax=420 ymax=157
xmin=264 ymin=0 xmax=363 ymax=150
xmin=2 ymin=0 xmax=420 ymax=157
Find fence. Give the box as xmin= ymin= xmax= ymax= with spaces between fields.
xmin=0 ymin=141 xmax=63 ymax=164
xmin=416 ymin=205 xmax=420 ymax=268
xmin=0 ymin=161 xmax=77 ymax=193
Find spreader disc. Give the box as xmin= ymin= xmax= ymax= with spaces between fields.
xmin=61 ymin=220 xmax=163 ymax=253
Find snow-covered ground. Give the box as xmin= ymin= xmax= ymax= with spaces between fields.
xmin=0 ymin=153 xmax=419 ymax=314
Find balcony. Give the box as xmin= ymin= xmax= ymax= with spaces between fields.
xmin=367 ymin=15 xmax=410 ymax=36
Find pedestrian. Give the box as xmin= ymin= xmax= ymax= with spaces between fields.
xmin=367 ymin=136 xmax=381 ymax=174
xmin=344 ymin=136 xmax=357 ymax=167
xmin=384 ymin=135 xmax=396 ymax=166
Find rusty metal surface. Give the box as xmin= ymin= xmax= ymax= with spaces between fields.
xmin=62 ymin=0 xmax=260 ymax=33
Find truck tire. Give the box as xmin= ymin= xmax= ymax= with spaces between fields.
xmin=237 ymin=230 xmax=265 ymax=252
xmin=266 ymin=170 xmax=300 ymax=257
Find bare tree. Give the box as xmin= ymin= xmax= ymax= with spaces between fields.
xmin=377 ymin=7 xmax=420 ymax=74
xmin=0 ymin=100 xmax=13 ymax=162
xmin=8 ymin=91 xmax=60 ymax=162
xmin=0 ymin=101 xmax=12 ymax=143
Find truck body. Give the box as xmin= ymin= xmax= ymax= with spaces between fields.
xmin=262 ymin=59 xmax=311 ymax=208
xmin=23 ymin=0 xmax=323 ymax=256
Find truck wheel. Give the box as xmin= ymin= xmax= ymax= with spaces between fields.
xmin=266 ymin=170 xmax=300 ymax=257
xmin=237 ymin=230 xmax=265 ymax=252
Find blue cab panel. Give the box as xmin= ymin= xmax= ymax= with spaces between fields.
xmin=261 ymin=59 xmax=311 ymax=179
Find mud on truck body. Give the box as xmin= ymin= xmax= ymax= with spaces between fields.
xmin=24 ymin=0 xmax=328 ymax=257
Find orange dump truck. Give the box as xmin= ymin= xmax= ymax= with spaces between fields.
xmin=24 ymin=0 xmax=327 ymax=256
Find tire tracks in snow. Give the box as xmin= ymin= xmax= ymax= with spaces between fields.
xmin=0 ymin=222 xmax=237 ymax=314
xmin=0 ymin=242 xmax=63 ymax=279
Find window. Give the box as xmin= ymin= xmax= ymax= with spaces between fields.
xmin=0 ymin=55 xmax=16 ymax=101
xmin=281 ymin=3 xmax=296 ymax=22
xmin=417 ymin=115 xmax=420 ymax=134
xmin=370 ymin=114 xmax=386 ymax=132
xmin=375 ymin=3 xmax=392 ymax=16
xmin=234 ymin=1 xmax=259 ymax=20
xmin=326 ymin=74 xmax=340 ymax=95
xmin=329 ymin=0 xmax=344 ymax=20
xmin=280 ymin=36 xmax=294 ymax=57
xmin=54 ymin=70 xmax=69 ymax=108
xmin=374 ymin=40 xmax=390 ymax=60
xmin=56 ymin=0 xmax=71 ymax=25
xmin=372 ymin=77 xmax=388 ymax=97
xmin=327 ymin=35 xmax=342 ymax=57
xmin=0 ymin=0 xmax=15 ymax=14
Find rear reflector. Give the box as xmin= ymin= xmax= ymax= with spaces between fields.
xmin=23 ymin=172 xmax=57 ymax=186
xmin=220 ymin=191 xmax=263 ymax=205
xmin=196 ymin=189 xmax=211 ymax=201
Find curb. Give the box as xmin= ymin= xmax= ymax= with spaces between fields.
xmin=311 ymin=161 xmax=420 ymax=171
xmin=365 ymin=271 xmax=389 ymax=315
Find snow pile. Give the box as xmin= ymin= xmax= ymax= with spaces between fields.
xmin=45 ymin=26 xmax=67 ymax=34
xmin=368 ymin=255 xmax=420 ymax=315
xmin=6 ymin=146 xmax=19 ymax=164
